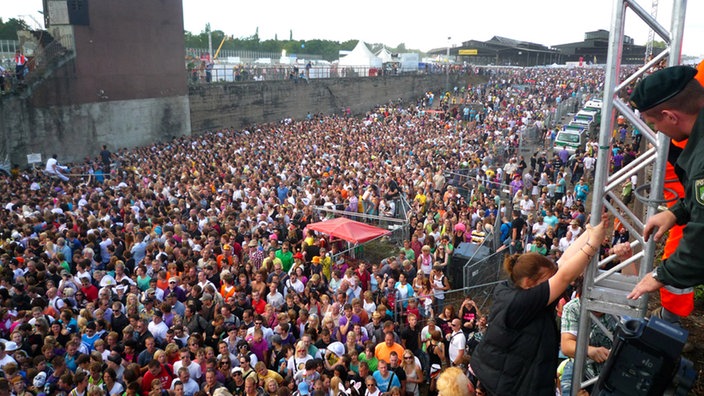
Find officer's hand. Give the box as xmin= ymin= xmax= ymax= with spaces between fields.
xmin=627 ymin=272 xmax=664 ymax=300
xmin=643 ymin=211 xmax=677 ymax=242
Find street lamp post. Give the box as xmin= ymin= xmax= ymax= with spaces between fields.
xmin=206 ymin=23 xmax=213 ymax=61
xmin=446 ymin=36 xmax=451 ymax=91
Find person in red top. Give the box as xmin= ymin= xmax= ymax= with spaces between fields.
xmin=251 ymin=290 xmax=266 ymax=315
xmin=355 ymin=262 xmax=371 ymax=292
xmin=14 ymin=50 xmax=27 ymax=80
xmin=141 ymin=359 xmax=174 ymax=395
xmin=80 ymin=277 xmax=99 ymax=302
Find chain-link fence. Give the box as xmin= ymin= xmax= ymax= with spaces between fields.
xmin=462 ymin=249 xmax=508 ymax=309
xmin=392 ymin=263 xmax=507 ymax=324
xmin=187 ymin=64 xmax=415 ymax=84
xmin=544 ymin=94 xmax=586 ymax=129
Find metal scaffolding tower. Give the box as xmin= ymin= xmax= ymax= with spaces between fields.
xmin=644 ymin=0 xmax=660 ymax=61
xmin=571 ymin=0 xmax=688 ymax=393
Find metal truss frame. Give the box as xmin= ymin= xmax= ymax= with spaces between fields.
xmin=571 ymin=0 xmax=688 ymax=393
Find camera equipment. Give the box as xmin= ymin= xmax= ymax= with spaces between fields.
xmin=593 ymin=316 xmax=696 ymax=396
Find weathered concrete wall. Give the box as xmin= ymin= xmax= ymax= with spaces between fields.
xmin=0 ymin=94 xmax=191 ymax=165
xmin=189 ymin=74 xmax=470 ymax=132
xmin=0 ymin=73 xmax=478 ymax=166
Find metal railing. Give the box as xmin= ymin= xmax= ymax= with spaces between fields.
xmin=187 ymin=62 xmax=480 ymax=85
xmin=392 ymin=280 xmax=504 ymax=325
xmin=0 ymin=40 xmax=20 ymax=58
xmin=0 ymin=34 xmax=74 ymax=96
xmin=186 ymin=48 xmax=315 ymax=62
xmin=545 ymin=95 xmax=581 ymax=129
xmin=187 ymin=64 xmax=411 ymax=84
xmin=462 ymin=249 xmax=507 ymax=307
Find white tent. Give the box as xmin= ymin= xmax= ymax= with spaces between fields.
xmin=376 ymin=47 xmax=394 ymax=63
xmin=338 ymin=41 xmax=382 ymax=76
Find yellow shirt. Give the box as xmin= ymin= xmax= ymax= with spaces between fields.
xmin=259 ymin=369 xmax=284 ymax=385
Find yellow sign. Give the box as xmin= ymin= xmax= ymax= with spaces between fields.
xmin=459 ymin=49 xmax=478 ymax=55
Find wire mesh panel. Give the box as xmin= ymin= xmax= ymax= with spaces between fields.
xmin=463 ymin=250 xmax=508 ymax=309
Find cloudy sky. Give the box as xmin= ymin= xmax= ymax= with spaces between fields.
xmin=2 ymin=0 xmax=703 ymax=58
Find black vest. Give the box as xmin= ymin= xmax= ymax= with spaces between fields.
xmin=471 ymin=281 xmax=558 ymax=396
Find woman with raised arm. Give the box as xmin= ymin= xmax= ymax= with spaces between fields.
xmin=471 ymin=212 xmax=608 ymax=396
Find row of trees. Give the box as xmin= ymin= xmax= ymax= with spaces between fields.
xmin=1 ymin=18 xmax=422 ymax=61
xmin=184 ymin=28 xmax=418 ymax=61
xmin=0 ymin=18 xmax=30 ymax=40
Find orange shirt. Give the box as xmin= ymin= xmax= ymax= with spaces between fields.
xmin=374 ymin=341 xmax=405 ymax=364
xmin=220 ymin=284 xmax=236 ymax=300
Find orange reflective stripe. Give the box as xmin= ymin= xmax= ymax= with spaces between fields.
xmin=660 ymin=286 xmax=694 ymax=317
xmin=696 ymin=60 xmax=704 ymax=87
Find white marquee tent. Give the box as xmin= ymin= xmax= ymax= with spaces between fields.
xmin=376 ymin=47 xmax=394 ymax=63
xmin=338 ymin=41 xmax=382 ymax=76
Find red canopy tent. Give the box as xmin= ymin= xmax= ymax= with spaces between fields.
xmin=306 ymin=217 xmax=391 ymax=244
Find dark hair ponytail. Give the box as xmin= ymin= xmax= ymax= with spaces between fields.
xmin=504 ymin=252 xmax=555 ymax=287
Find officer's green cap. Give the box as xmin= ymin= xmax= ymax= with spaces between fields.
xmin=630 ymin=65 xmax=698 ymax=111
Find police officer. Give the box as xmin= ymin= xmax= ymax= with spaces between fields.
xmin=628 ymin=66 xmax=704 ymax=300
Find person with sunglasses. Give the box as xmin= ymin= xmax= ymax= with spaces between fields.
xmin=237 ymin=357 xmax=258 ymax=384
xmin=447 ymin=319 xmax=466 ymax=367
xmin=364 ymin=376 xmax=381 ymax=396
xmin=400 ymin=349 xmax=423 ymax=396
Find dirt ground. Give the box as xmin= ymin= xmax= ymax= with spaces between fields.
xmin=680 ymin=300 xmax=704 ymax=394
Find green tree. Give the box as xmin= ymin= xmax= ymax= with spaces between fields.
xmin=0 ymin=18 xmax=31 ymax=40
xmin=652 ymin=41 xmax=666 ymax=50
xmin=182 ymin=30 xmax=424 ymax=62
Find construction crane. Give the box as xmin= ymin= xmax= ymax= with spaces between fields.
xmin=213 ymin=35 xmax=231 ymax=61
xmin=644 ymin=0 xmax=659 ymax=61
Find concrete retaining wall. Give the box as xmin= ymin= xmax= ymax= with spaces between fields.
xmin=1 ymin=73 xmax=480 ymax=166
xmin=188 ymin=74 xmax=466 ymax=132
xmin=0 ymin=95 xmax=191 ymax=165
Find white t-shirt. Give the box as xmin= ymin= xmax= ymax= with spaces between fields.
xmin=170 ymin=378 xmax=198 ymax=396
xmin=148 ymin=320 xmax=169 ymax=343
xmin=448 ymin=330 xmax=466 ymax=363
xmin=45 ymin=158 xmax=58 ymax=173
xmin=173 ymin=360 xmax=202 ymax=380
xmin=287 ymin=354 xmax=312 ymax=378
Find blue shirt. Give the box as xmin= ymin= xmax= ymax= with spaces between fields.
xmin=373 ymin=371 xmax=401 ymax=392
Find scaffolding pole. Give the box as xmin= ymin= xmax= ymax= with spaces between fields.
xmin=571 ymin=0 xmax=688 ymax=394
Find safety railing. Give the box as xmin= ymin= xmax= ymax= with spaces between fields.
xmin=392 ymin=281 xmax=504 ymax=325
xmin=1 ymin=34 xmax=74 ymax=96
xmin=0 ymin=39 xmax=20 ymax=57
xmin=187 ymin=62 xmax=479 ymax=85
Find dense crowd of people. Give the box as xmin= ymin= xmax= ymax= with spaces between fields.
xmin=0 ymin=64 xmax=639 ymax=396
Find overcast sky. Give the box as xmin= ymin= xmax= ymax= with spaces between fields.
xmin=2 ymin=0 xmax=703 ymax=58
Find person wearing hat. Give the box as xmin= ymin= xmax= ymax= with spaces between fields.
xmin=228 ymin=366 xmax=246 ymax=394
xmin=166 ymin=277 xmax=187 ymax=302
xmin=216 ymin=244 xmax=236 ymax=271
xmin=140 ymin=297 xmax=157 ymax=321
xmin=0 ymin=341 xmax=17 ymax=369
xmin=246 ymin=239 xmax=265 ymax=272
xmin=568 ymin=219 xmax=582 ymax=240
xmin=628 ymin=65 xmax=704 ymax=301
